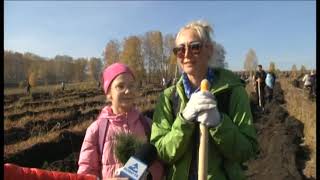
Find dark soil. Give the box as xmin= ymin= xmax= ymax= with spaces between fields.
xmin=245 ymin=82 xmax=310 ymax=180
xmin=4 ymin=82 xmax=312 ymax=180
xmin=4 ymin=130 xmax=85 ymax=172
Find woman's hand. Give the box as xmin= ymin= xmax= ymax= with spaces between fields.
xmin=181 ymin=91 xmax=216 ymax=122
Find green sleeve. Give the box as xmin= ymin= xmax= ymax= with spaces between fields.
xmin=209 ymin=86 xmax=258 ymax=163
xmin=150 ymin=92 xmax=195 ymax=164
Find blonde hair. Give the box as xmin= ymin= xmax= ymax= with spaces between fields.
xmin=175 ymin=20 xmax=225 ymax=68
xmin=175 ymin=20 xmax=214 ymax=44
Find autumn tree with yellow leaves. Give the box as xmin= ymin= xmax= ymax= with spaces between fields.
xmin=120 ymin=36 xmax=145 ymax=81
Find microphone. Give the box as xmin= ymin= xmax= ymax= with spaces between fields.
xmin=118 ymin=143 xmax=157 ymax=180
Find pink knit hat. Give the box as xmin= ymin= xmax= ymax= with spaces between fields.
xmin=102 ymin=63 xmax=135 ymax=94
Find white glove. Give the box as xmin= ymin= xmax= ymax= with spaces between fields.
xmin=197 ymin=94 xmax=221 ymax=127
xmin=197 ymin=107 xmax=221 ymax=127
xmin=197 ymin=95 xmax=221 ymax=127
xmin=181 ymin=91 xmax=216 ymax=122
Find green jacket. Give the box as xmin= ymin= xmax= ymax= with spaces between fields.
xmin=150 ymin=68 xmax=258 ymax=180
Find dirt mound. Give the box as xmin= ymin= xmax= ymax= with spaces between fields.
xmin=280 ymin=78 xmax=316 ymax=179
xmin=4 ymin=127 xmax=30 ymax=145
xmin=4 ymin=130 xmax=84 ymax=170
xmin=42 ymin=152 xmax=80 ymax=173
xmin=245 ymin=82 xmax=310 ymax=180
xmin=4 ymin=80 xmax=314 ymax=179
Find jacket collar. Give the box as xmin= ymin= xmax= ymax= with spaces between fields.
xmin=177 ymin=67 xmax=244 ymax=97
xmin=182 ymin=67 xmax=215 ymax=99
xmin=98 ymin=105 xmax=140 ymax=124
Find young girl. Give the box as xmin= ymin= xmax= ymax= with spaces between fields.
xmin=77 ymin=63 xmax=164 ymax=180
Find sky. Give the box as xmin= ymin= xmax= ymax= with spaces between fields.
xmin=4 ymin=1 xmax=316 ymax=71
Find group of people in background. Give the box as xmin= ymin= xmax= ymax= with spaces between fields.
xmin=161 ymin=77 xmax=177 ymax=88
xmin=11 ymin=18 xmax=316 ymax=180
xmin=253 ymin=64 xmax=276 ymax=111
xmin=21 ymin=19 xmax=318 ymax=180
xmin=302 ymin=70 xmax=316 ymax=97
xmin=252 ymin=64 xmax=316 ymax=111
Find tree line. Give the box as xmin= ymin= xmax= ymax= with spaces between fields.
xmin=5 ymin=30 xmax=227 ymax=88
xmin=4 ymin=51 xmax=102 ymax=87
xmin=104 ymin=31 xmax=227 ymax=83
xmin=243 ymin=48 xmax=311 ymax=78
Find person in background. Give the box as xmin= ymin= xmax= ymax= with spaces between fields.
xmin=162 ymin=77 xmax=166 ymax=88
xmin=172 ymin=77 xmax=178 ymax=85
xmin=166 ymin=78 xmax=173 ymax=88
xmin=244 ymin=73 xmax=251 ymax=84
xmin=312 ymin=71 xmax=316 ymax=96
xmin=26 ymin=80 xmax=31 ymax=95
xmin=265 ymin=70 xmax=276 ymax=102
xmin=61 ymin=81 xmax=65 ymax=91
xmin=309 ymin=70 xmax=316 ymax=97
xmin=240 ymin=73 xmax=250 ymax=85
xmin=150 ymin=20 xmax=258 ymax=180
xmin=302 ymin=72 xmax=312 ymax=95
xmin=77 ymin=63 xmax=164 ymax=180
xmin=254 ymin=65 xmax=267 ymax=109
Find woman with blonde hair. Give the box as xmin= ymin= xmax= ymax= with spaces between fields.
xmin=150 ymin=20 xmax=258 ymax=180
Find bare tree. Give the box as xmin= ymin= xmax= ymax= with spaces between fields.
xmin=244 ymin=48 xmax=258 ymax=77
xmin=300 ymin=65 xmax=307 ymax=76
xmin=104 ymin=40 xmax=120 ymax=67
xmin=4 ymin=50 xmax=103 ymax=86
xmin=73 ymin=58 xmax=88 ymax=82
xmin=163 ymin=34 xmax=177 ymax=81
xmin=210 ymin=41 xmax=226 ymax=68
xmin=88 ymin=57 xmax=103 ymax=81
xmin=28 ymin=71 xmax=37 ymax=87
xmin=120 ymin=36 xmax=145 ymax=81
xmin=291 ymin=64 xmax=298 ymax=78
xmin=142 ymin=31 xmax=165 ymax=82
xmin=53 ymin=55 xmax=74 ymax=82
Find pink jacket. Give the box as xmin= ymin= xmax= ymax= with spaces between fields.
xmin=77 ymin=106 xmax=164 ymax=180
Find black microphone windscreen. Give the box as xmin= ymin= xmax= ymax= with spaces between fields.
xmin=133 ymin=143 xmax=157 ymax=167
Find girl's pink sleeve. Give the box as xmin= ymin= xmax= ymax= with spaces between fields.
xmin=77 ymin=122 xmax=101 ymax=178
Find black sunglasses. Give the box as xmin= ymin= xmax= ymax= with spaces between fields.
xmin=172 ymin=41 xmax=203 ymax=59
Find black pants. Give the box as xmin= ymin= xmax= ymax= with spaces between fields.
xmin=266 ymin=86 xmax=273 ymax=102
xmin=304 ymin=85 xmax=312 ymax=96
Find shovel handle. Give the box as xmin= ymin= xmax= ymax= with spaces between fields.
xmin=198 ymin=79 xmax=209 ymax=180
xmin=258 ymin=80 xmax=262 ymax=107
